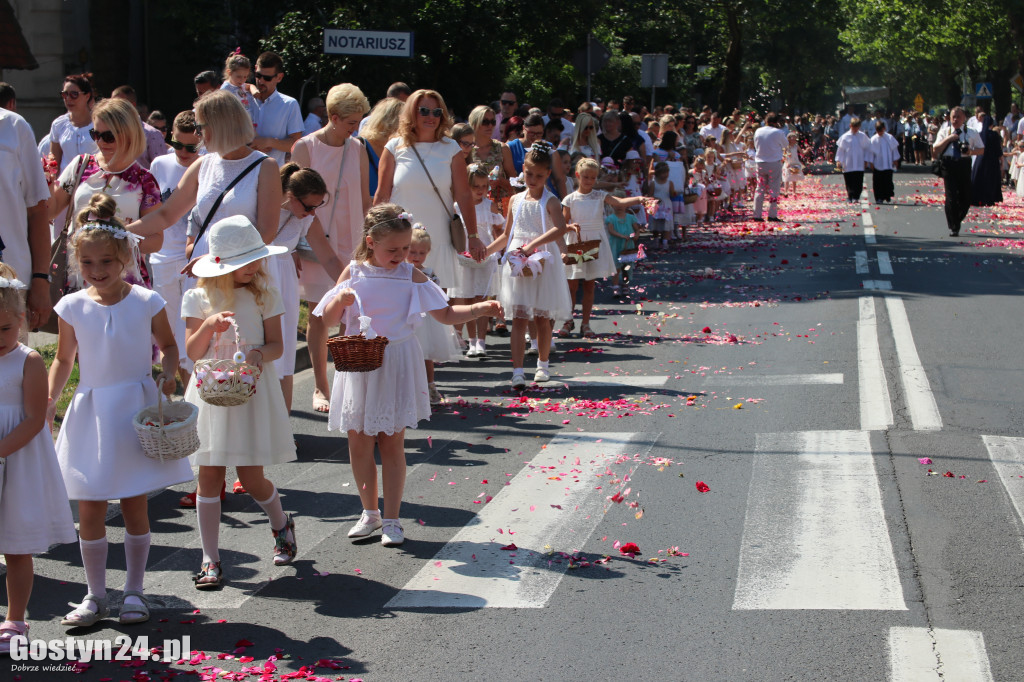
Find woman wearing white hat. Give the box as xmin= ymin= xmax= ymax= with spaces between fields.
xmin=181 ymin=216 xmax=296 ymax=590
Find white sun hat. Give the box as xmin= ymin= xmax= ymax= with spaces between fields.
xmin=191 ymin=216 xmax=288 ymax=278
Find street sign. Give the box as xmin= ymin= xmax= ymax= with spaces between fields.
xmin=914 ymin=94 xmax=924 ymax=113
xmin=1011 ymin=73 xmax=1024 ymax=93
xmin=641 ymin=54 xmax=669 ymax=88
xmin=571 ymin=35 xmax=611 ymax=75
xmin=323 ymin=29 xmax=414 ymax=58
xmin=975 ymin=82 xmax=993 ymax=99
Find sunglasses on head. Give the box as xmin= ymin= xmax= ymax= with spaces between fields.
xmin=500 ymin=99 xmax=516 ymax=106
xmin=481 ymin=118 xmax=496 ymax=126
xmin=194 ymin=123 xmax=205 ymax=135
xmin=89 ymin=129 xmax=116 ymax=144
xmin=254 ymin=72 xmax=276 ymax=81
xmin=418 ymin=106 xmax=443 ymax=118
xmin=168 ymin=139 xmax=199 ymax=153
xmin=60 ymin=90 xmax=83 ymax=100
xmin=298 ymin=196 xmax=327 ymax=213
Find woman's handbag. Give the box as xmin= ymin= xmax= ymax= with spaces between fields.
xmin=410 ymin=145 xmax=466 ymax=253
xmin=40 ymin=154 xmax=91 ymax=334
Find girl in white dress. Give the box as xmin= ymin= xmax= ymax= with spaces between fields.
xmin=452 ymin=165 xmax=503 ymax=359
xmin=561 ymin=158 xmax=647 ymax=338
xmin=183 ymin=216 xmax=297 ymax=590
xmin=314 ymin=204 xmax=502 ymax=546
xmin=268 ymin=164 xmax=345 ymax=412
xmin=218 ymin=51 xmax=255 ymax=122
xmin=408 ymin=228 xmax=462 ymax=405
xmin=784 ymin=132 xmax=805 ymax=196
xmin=647 ymin=162 xmax=677 ymax=249
xmin=48 ymin=194 xmax=189 ymax=628
xmin=486 ymin=145 xmax=574 ymax=388
xmin=0 ymin=265 xmax=77 ymax=653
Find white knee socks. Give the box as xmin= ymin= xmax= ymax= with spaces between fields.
xmin=123 ymin=532 xmax=150 ymax=594
xmin=79 ymin=537 xmax=108 ymax=602
xmin=255 ymin=486 xmax=287 ymax=531
xmin=196 ymin=495 xmax=221 ymax=564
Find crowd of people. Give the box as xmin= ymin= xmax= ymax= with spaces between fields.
xmin=3 ymin=49 xmax=1024 ymax=648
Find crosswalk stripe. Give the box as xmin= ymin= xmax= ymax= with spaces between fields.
xmin=863 ymin=280 xmax=893 ymax=290
xmin=878 ymin=251 xmax=894 ymax=275
xmin=884 ymin=296 xmax=942 ymax=430
xmin=733 ymin=430 xmax=905 ymax=610
xmin=386 ymin=431 xmax=656 ymax=609
xmin=888 ymin=627 xmax=994 ymax=681
xmin=859 ymin=297 xmax=894 ymax=430
xmin=703 ymin=373 xmax=843 ymax=386
xmin=856 ymin=250 xmax=870 ymax=274
xmin=558 ymin=376 xmax=669 ymax=389
xmin=981 ymin=435 xmax=1024 ymax=528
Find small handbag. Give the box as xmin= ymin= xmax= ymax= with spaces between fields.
xmin=39 ymin=153 xmax=92 ymax=334
xmin=410 ymin=144 xmax=466 ymax=253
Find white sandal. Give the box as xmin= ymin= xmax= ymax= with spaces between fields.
xmin=118 ymin=590 xmax=150 ymax=624
xmin=61 ymin=593 xmax=109 ymax=627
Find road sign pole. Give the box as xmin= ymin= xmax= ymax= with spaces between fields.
xmin=586 ymin=32 xmax=591 ymax=104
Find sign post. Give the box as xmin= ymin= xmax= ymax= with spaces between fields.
xmin=641 ymin=54 xmax=669 ymax=112
xmin=323 ymin=29 xmax=414 ymax=58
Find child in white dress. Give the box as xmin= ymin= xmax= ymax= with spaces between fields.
xmin=408 ymin=228 xmax=462 ymax=405
xmin=0 ymin=265 xmax=77 ymax=652
xmin=784 ymin=132 xmax=804 ymax=196
xmin=561 ymin=158 xmax=647 ymax=338
xmin=487 ymin=144 xmax=574 ymax=388
xmin=183 ymin=216 xmax=297 ymax=590
xmin=452 ymin=165 xmax=502 ymax=359
xmin=647 ymin=162 xmax=677 ymax=249
xmin=268 ymin=163 xmax=344 ymax=412
xmin=314 ymin=204 xmax=502 ymax=546
xmin=219 ymin=51 xmax=255 ymax=122
xmin=48 ymin=194 xmax=189 ymax=627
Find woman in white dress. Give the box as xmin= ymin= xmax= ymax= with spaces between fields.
xmin=50 ymin=73 xmax=98 ymax=173
xmin=374 ymin=89 xmax=487 ymax=288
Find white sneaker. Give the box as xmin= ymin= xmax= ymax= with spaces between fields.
xmin=428 ymin=384 xmax=444 ymax=405
xmin=525 ymin=346 xmax=539 ymax=357
xmin=381 ymin=519 xmax=405 ymax=546
xmin=510 ymin=372 xmax=527 ymax=389
xmin=534 ymin=367 xmax=550 ymax=383
xmin=465 ymin=348 xmax=481 ymax=358
xmin=347 ymin=512 xmax=382 ymax=538
xmin=475 ymin=346 xmax=488 ymax=359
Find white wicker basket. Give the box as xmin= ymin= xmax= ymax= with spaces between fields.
xmin=193 ymin=318 xmax=262 ymax=407
xmin=133 ymin=380 xmax=200 ymax=462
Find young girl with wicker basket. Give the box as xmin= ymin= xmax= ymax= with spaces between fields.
xmin=560 ymin=157 xmax=649 ymax=338
xmin=47 ymin=193 xmax=190 ymax=627
xmin=313 ymin=204 xmax=502 ymax=546
xmin=0 ymin=264 xmax=77 ymax=652
xmin=182 ymin=215 xmax=297 ymax=590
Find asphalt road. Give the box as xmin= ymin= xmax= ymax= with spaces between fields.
xmin=4 ymin=168 xmax=1024 ymax=681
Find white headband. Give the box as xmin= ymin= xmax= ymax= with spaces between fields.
xmin=0 ymin=277 xmax=27 ymax=290
xmin=80 ymin=221 xmax=144 ymax=247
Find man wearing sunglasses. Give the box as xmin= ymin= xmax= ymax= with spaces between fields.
xmin=543 ymin=97 xmax=574 ymax=141
xmin=112 ymin=85 xmax=169 ymax=169
xmin=250 ymin=51 xmax=304 ymax=166
xmin=494 ymin=90 xmax=517 ymax=140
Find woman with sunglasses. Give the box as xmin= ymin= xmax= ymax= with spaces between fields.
xmin=468 ymin=105 xmax=515 ymax=207
xmin=568 ymin=112 xmax=601 ymax=164
xmin=49 ymin=97 xmax=163 ymax=265
xmin=49 ymin=74 xmax=99 ymax=174
xmin=374 ymin=89 xmax=486 ymax=288
xmin=290 ymin=83 xmax=372 ymax=415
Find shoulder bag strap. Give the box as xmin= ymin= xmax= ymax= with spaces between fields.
xmin=193 ymin=156 xmax=264 ymax=247
xmin=60 ymin=154 xmax=92 ymax=237
xmin=410 ymin=144 xmax=455 ymax=223
xmin=322 ymin=138 xmax=352 ymax=239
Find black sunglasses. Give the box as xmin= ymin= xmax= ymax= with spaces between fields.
xmin=89 ymin=129 xmax=116 ymax=144
xmin=500 ymin=99 xmax=516 ymax=106
xmin=418 ymin=106 xmax=443 ymax=118
xmin=298 ymin=196 xmax=327 ymax=212
xmin=60 ymin=91 xmax=83 ymax=100
xmin=481 ymin=118 xmax=496 ymax=126
xmin=254 ymin=72 xmax=277 ymax=81
xmin=168 ymin=139 xmax=200 ymax=153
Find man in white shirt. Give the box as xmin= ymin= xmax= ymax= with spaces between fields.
xmin=967 ymin=105 xmax=986 ymax=132
xmin=869 ymin=119 xmax=900 ymax=203
xmin=1003 ymin=103 xmax=1019 ymax=133
xmin=933 ymin=106 xmax=984 ymax=236
xmin=752 ymin=112 xmax=789 ymax=221
xmin=700 ymin=112 xmax=725 ymax=143
xmin=303 ymin=97 xmax=326 ymax=136
xmin=251 ymin=51 xmax=304 ymax=166
xmin=0 ymin=108 xmax=53 ymax=330
xmin=838 ymin=105 xmax=855 ymax=137
xmin=542 ymin=98 xmax=574 ymax=141
xmin=835 ymin=118 xmax=872 ymax=201
xmin=1016 ymin=116 xmax=1024 ymax=142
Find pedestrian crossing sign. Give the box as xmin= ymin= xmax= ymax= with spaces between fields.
xmin=975 ymin=82 xmax=993 ymax=98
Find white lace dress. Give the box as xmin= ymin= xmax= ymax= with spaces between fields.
xmin=182 ymin=286 xmax=296 ymax=466
xmin=55 ymin=287 xmax=194 ymax=500
xmin=313 ymin=261 xmax=450 ymax=435
xmin=0 ymin=344 xmax=78 ymax=554
xmin=267 ymin=208 xmax=314 ymax=377
xmin=451 ymin=200 xmax=502 ymax=298
xmin=497 ymin=191 xmax=572 ymax=320
xmin=562 ymin=190 xmax=616 ymax=280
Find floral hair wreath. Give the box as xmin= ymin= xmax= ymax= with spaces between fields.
xmin=0 ymin=277 xmax=27 ymax=291
xmin=531 ymin=140 xmax=554 ymax=155
xmin=80 ymin=215 xmax=144 ymax=247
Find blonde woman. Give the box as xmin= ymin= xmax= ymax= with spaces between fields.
xmin=569 ymin=112 xmax=601 ymax=161
xmin=468 ymin=105 xmax=516 ymax=198
xmin=358 ymin=96 xmax=404 ymax=195
xmin=374 ymin=89 xmax=485 ymax=287
xmin=291 ymin=83 xmax=372 ymax=414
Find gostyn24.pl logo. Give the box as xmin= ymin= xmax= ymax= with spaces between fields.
xmin=8 ymin=635 xmax=191 ymax=663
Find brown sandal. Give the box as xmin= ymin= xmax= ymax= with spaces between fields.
xmin=193 ymin=561 xmax=223 ymax=590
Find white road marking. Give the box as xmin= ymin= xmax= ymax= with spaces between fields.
xmin=878 ymin=251 xmax=893 ymax=275
xmin=884 ymin=296 xmax=942 ymax=430
xmin=558 ymin=375 xmax=669 ymax=389
xmin=864 ymin=280 xmax=893 ymax=290
xmin=733 ymin=430 xmax=905 ymax=610
xmin=855 ymin=250 xmax=869 ymax=274
xmin=982 ymin=435 xmax=1024 ymax=528
xmin=703 ymin=373 xmax=843 ymax=386
xmin=858 ymin=297 xmax=894 ymax=431
xmin=386 ymin=431 xmax=657 ymax=609
xmin=862 ymin=211 xmax=874 ymax=226
xmin=865 ymin=227 xmax=877 ymax=244
xmin=888 ymin=627 xmax=994 ymax=682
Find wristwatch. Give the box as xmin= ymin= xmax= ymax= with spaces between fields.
xmin=467 ymin=233 xmax=479 ymax=239
xmin=32 ymin=272 xmax=52 ymax=282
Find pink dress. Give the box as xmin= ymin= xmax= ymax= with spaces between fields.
xmin=297 ymin=133 xmax=366 ymax=302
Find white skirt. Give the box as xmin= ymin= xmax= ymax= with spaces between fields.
xmin=449 ymin=254 xmax=497 ymax=299
xmin=185 ymin=361 xmax=297 ymax=467
xmin=328 ymin=335 xmax=431 ymax=436
xmin=268 ymin=252 xmax=300 ymax=377
xmin=497 ymin=257 xmax=572 ymax=321
xmin=414 ymin=315 xmax=462 ymax=362
xmin=564 ymin=228 xmax=616 ymax=281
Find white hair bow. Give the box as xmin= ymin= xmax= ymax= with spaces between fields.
xmin=0 ymin=277 xmax=27 ymax=290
